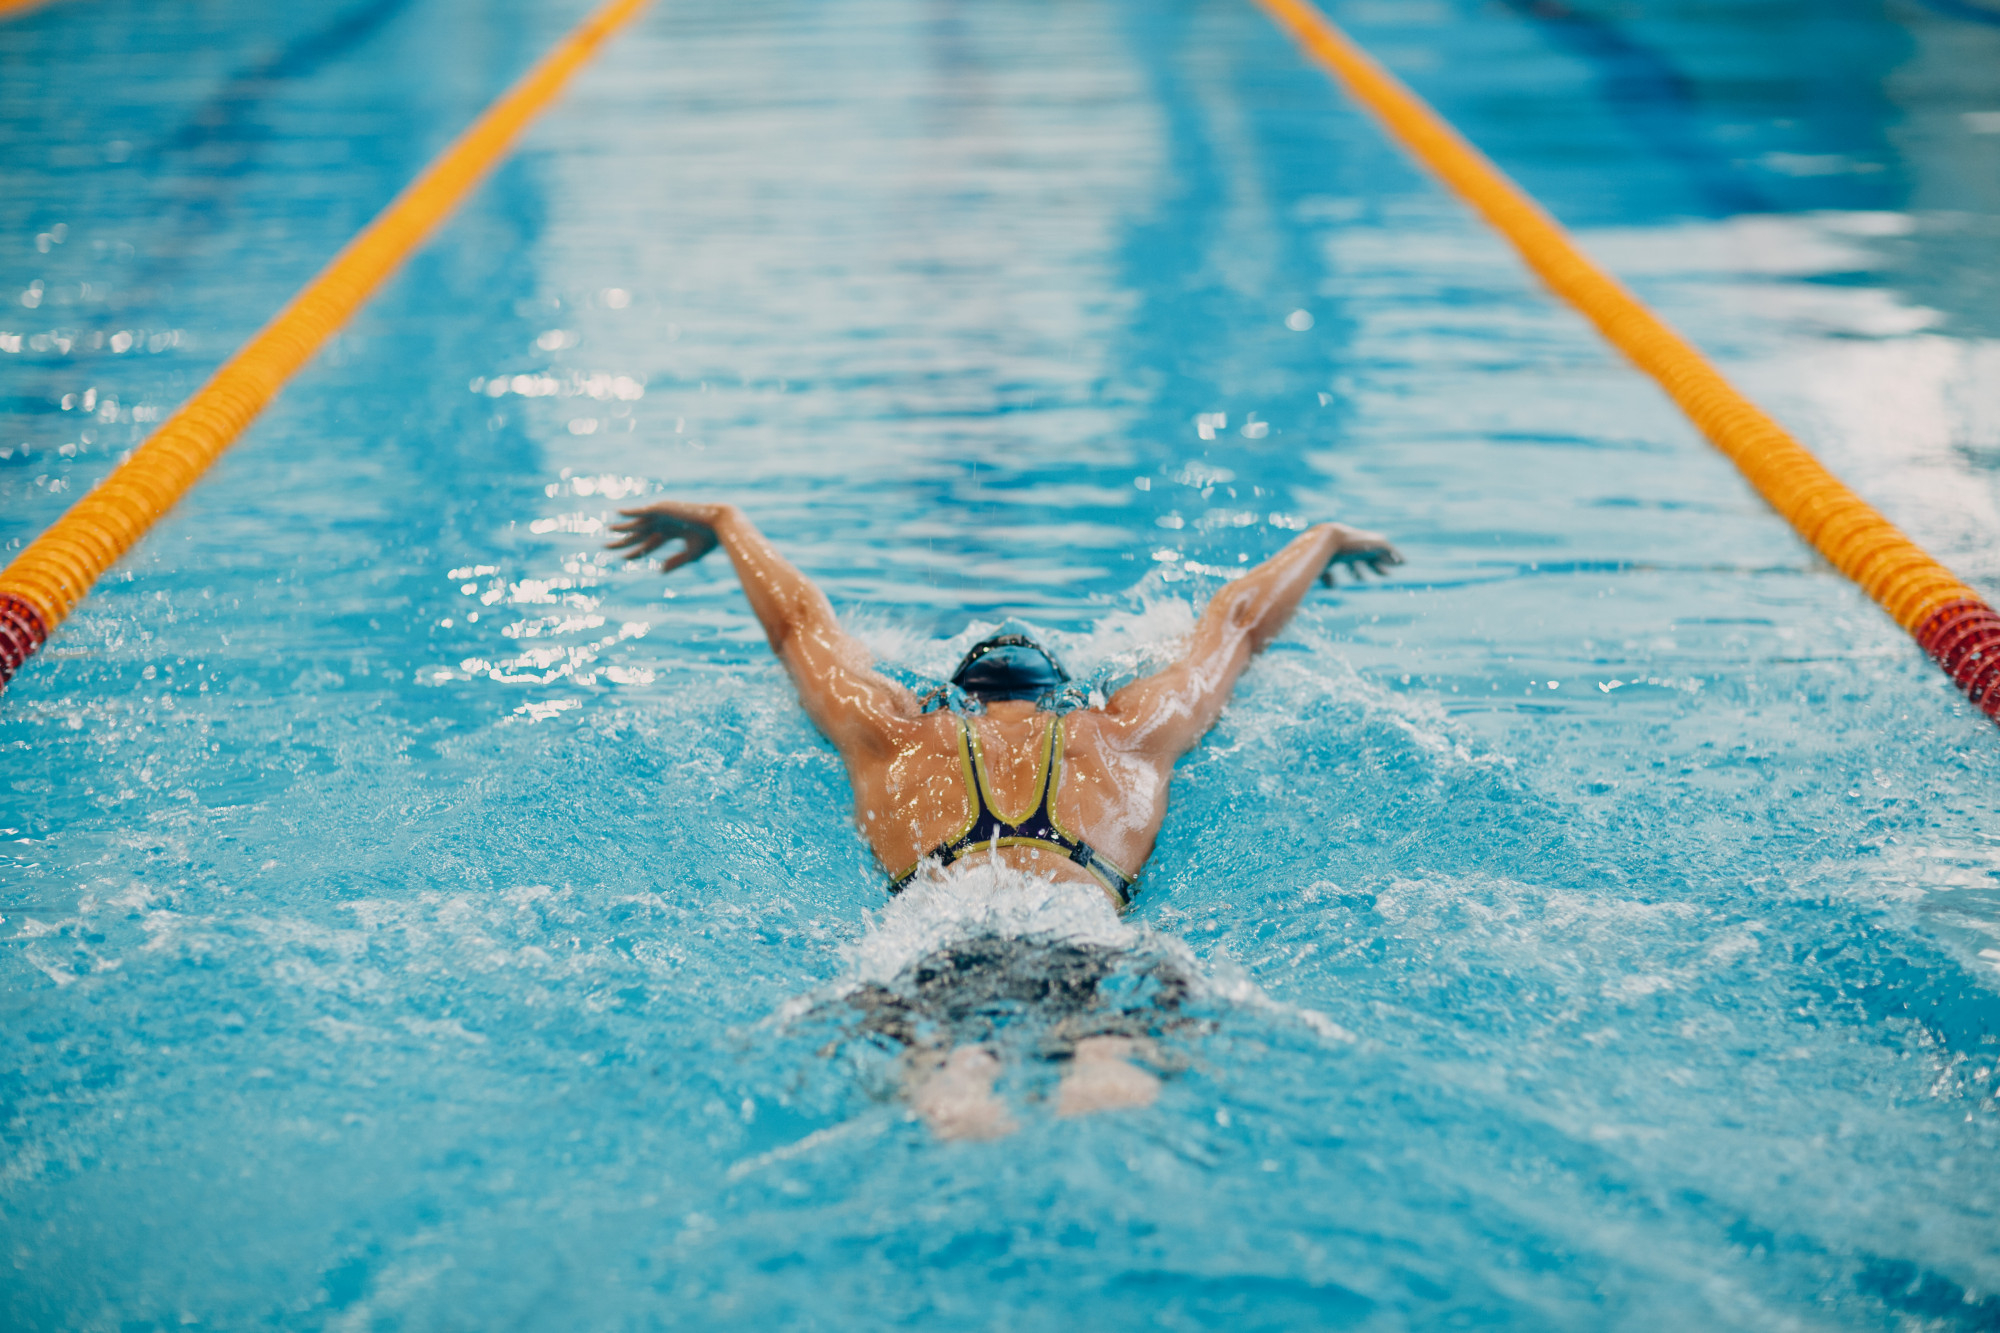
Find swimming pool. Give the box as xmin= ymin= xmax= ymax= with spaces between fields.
xmin=4 ymin=0 xmax=2000 ymax=1325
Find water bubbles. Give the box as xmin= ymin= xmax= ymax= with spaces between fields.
xmin=1285 ymin=308 xmax=1314 ymax=331
xmin=527 ymin=514 xmax=604 ymax=535
xmin=848 ymin=866 xmax=1134 ymax=986
xmin=553 ymin=473 xmax=647 ymax=499
xmin=512 ymin=699 xmax=580 ymax=723
xmin=1167 ymin=461 xmax=1235 ymax=487
xmin=502 ymin=613 xmax=607 ymax=639
xmin=602 ymin=288 xmax=632 ymax=308
xmin=473 ymin=371 xmax=643 ymax=401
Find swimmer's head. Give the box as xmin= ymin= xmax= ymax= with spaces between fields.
xmin=949 ymin=633 xmax=1070 ymax=705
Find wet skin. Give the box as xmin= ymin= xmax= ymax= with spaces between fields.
xmin=609 ymin=501 xmax=1400 ymax=904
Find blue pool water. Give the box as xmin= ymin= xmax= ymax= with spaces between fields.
xmin=5 ymin=0 xmax=2000 ymax=1326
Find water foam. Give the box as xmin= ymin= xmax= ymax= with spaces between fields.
xmin=846 ymin=592 xmax=1200 ymax=705
xmin=845 ymin=862 xmax=1135 ymax=987
xmin=764 ymin=859 xmax=1361 ymax=1051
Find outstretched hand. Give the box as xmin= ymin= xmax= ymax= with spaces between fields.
xmin=607 ymin=501 xmax=723 ymax=573
xmin=1319 ymin=524 xmax=1404 ymax=587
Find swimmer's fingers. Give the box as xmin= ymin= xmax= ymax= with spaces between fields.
xmin=1321 ymin=552 xmax=1398 ymax=585
xmin=608 ymin=508 xmax=686 ymax=536
xmin=605 ymin=524 xmax=664 ymax=555
xmin=1321 ymin=531 xmax=1403 ymax=587
xmin=1335 ymin=536 xmax=1402 ymax=567
xmin=606 ymin=511 xmax=662 ymax=542
xmin=606 ymin=527 xmax=669 ymax=560
xmin=655 ymin=527 xmax=718 ymax=573
xmin=1350 ymin=553 xmax=1400 ymax=581
xmin=608 ymin=509 xmax=718 ymax=569
xmin=655 ymin=542 xmax=701 ymax=573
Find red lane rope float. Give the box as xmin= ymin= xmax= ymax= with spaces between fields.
xmin=1250 ymin=0 xmax=2000 ymax=722
xmin=0 ymin=0 xmax=649 ymax=689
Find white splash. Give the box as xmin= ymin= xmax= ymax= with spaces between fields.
xmin=843 ymin=862 xmax=1134 ymax=988
xmin=847 ymin=594 xmax=1200 ymax=701
xmin=766 ymin=861 xmax=1361 ymax=1048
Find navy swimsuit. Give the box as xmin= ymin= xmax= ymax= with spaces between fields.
xmin=889 ymin=716 xmax=1136 ymax=907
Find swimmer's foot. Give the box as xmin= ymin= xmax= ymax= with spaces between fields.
xmin=1055 ymin=1036 xmax=1161 ymax=1117
xmin=908 ymin=1045 xmax=1018 ymax=1141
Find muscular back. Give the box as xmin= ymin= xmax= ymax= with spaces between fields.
xmin=846 ymin=704 xmax=1175 ymax=900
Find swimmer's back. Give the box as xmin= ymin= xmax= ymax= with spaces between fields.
xmin=847 ymin=704 xmax=1171 ymax=903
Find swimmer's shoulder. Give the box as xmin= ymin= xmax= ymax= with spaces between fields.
xmin=1057 ymin=705 xmax=1129 ymax=752
xmin=825 ymin=681 xmax=953 ymax=763
xmin=880 ymin=704 xmax=964 ymax=753
xmin=1062 ymin=697 xmax=1176 ymax=763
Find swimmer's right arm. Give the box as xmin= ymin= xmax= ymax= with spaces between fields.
xmin=1104 ymin=523 xmax=1401 ymax=760
xmin=609 ymin=501 xmax=916 ymax=751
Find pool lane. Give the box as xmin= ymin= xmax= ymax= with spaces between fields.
xmin=1255 ymin=0 xmax=2000 ymax=721
xmin=0 ymin=0 xmax=648 ymax=684
xmin=3 ymin=0 xmax=2000 ymax=1329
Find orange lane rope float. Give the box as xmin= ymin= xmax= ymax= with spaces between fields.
xmin=0 ymin=0 xmax=650 ymax=688
xmin=1250 ymin=0 xmax=2000 ymax=722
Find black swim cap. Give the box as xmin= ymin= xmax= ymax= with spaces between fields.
xmin=949 ymin=633 xmax=1070 ymax=703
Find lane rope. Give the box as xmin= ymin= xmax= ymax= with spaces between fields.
xmin=0 ymin=0 xmax=650 ymax=687
xmin=1251 ymin=0 xmax=2000 ymax=722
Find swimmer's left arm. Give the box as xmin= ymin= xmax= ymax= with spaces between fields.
xmin=610 ymin=501 xmax=917 ymax=753
xmin=1105 ymin=523 xmax=1401 ymax=760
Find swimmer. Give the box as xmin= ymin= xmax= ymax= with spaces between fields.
xmin=608 ymin=500 xmax=1401 ymax=1135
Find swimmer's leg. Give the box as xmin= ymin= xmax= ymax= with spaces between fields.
xmin=906 ymin=1044 xmax=1018 ymax=1141
xmin=1055 ymin=1036 xmax=1161 ymax=1117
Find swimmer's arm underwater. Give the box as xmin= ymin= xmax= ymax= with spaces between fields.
xmin=608 ymin=501 xmax=916 ymax=754
xmin=1102 ymin=523 xmax=1401 ymax=761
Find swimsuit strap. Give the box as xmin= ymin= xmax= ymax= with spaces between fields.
xmin=889 ymin=715 xmax=1136 ymax=906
